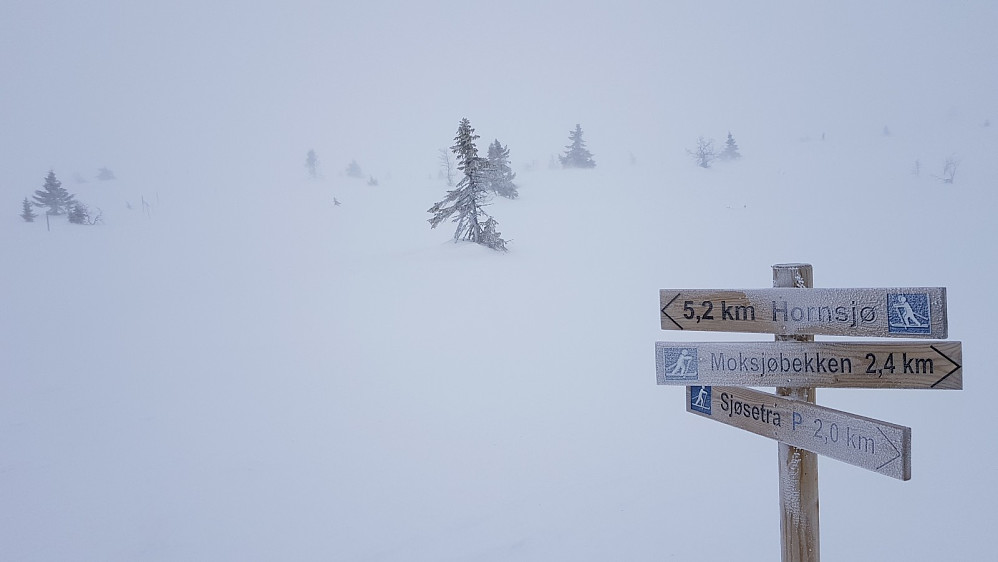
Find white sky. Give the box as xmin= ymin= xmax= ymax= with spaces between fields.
xmin=2 ymin=1 xmax=995 ymax=188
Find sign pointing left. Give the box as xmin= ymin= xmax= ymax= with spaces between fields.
xmin=660 ymin=287 xmax=948 ymax=338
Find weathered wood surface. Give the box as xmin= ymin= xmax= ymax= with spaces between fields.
xmin=773 ymin=263 xmax=819 ymax=562
xmin=656 ymin=341 xmax=962 ymax=389
xmin=685 ymin=385 xmax=912 ymax=480
xmin=660 ymin=287 xmax=947 ymax=338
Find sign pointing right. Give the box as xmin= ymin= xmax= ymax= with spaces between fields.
xmin=686 ymin=385 xmax=912 ymax=480
xmin=657 ymin=341 xmax=962 ymax=389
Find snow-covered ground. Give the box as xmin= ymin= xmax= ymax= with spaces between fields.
xmin=3 ymin=2 xmax=996 ymax=560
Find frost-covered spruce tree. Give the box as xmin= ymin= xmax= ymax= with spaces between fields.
xmin=559 ymin=124 xmax=596 ymax=168
xmin=720 ymin=132 xmax=741 ymax=161
xmin=486 ymin=139 xmax=518 ymax=199
xmin=428 ymin=118 xmax=508 ymax=251
xmin=20 ymin=197 xmax=37 ymax=222
xmin=33 ymin=171 xmax=75 ymax=215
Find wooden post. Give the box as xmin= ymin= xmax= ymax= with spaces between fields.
xmin=774 ymin=263 xmax=819 ymax=562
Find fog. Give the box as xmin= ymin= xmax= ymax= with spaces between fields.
xmin=2 ymin=1 xmax=996 ymax=560
xmin=4 ymin=2 xmax=994 ymax=184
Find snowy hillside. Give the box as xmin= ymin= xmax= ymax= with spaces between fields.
xmin=3 ymin=2 xmax=997 ymax=561
xmin=5 ymin=121 xmax=997 ymax=560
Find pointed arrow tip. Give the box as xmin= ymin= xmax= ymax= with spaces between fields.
xmin=876 ymin=426 xmax=902 ymax=472
xmin=929 ymin=344 xmax=962 ymax=389
xmin=661 ymin=292 xmax=684 ymax=330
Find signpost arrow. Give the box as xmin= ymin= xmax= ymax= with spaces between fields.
xmin=686 ymin=385 xmax=912 ymax=480
xmin=660 ymin=287 xmax=947 ymax=338
xmin=656 ymin=341 xmax=962 ymax=389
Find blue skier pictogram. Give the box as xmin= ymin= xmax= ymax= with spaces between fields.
xmin=888 ymin=293 xmax=931 ymax=335
xmin=690 ymin=386 xmax=711 ymax=415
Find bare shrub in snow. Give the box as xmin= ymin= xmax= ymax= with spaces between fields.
xmin=687 ymin=136 xmax=716 ymax=168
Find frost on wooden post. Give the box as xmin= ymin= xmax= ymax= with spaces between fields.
xmin=781 ymin=448 xmax=804 ymax=517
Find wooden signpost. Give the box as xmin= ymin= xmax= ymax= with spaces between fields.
xmin=657 ymin=263 xmax=960 ymax=562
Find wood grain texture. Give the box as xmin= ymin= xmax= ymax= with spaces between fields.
xmin=656 ymin=341 xmax=962 ymax=389
xmin=660 ymin=287 xmax=947 ymax=338
xmin=685 ymin=385 xmax=912 ymax=480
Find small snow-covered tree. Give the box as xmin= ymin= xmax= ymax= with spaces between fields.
xmin=68 ymin=202 xmax=101 ymax=225
xmin=346 ymin=159 xmax=363 ymax=178
xmin=939 ymin=156 xmax=959 ymax=184
xmin=20 ymin=197 xmax=37 ymax=222
xmin=687 ymin=137 xmax=716 ymax=168
xmin=486 ymin=139 xmax=518 ymax=199
xmin=559 ymin=124 xmax=596 ymax=168
xmin=719 ymin=132 xmax=741 ymax=161
xmin=33 ymin=171 xmax=75 ymax=215
xmin=428 ymin=118 xmax=508 ymax=251
xmin=67 ymin=202 xmax=89 ymax=224
xmin=305 ymin=149 xmax=319 ymax=178
xmin=480 ymin=215 xmax=507 ymax=252
xmin=96 ymin=167 xmax=116 ymax=181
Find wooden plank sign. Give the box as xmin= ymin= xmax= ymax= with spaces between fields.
xmin=656 ymin=341 xmax=962 ymax=389
xmin=686 ymin=385 xmax=912 ymax=480
xmin=660 ymin=288 xmax=947 ymax=338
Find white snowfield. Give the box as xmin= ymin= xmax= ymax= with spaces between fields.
xmin=2 ymin=2 xmax=996 ymax=560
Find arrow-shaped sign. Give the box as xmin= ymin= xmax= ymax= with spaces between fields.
xmin=660 ymin=288 xmax=947 ymax=338
xmin=657 ymin=341 xmax=962 ymax=389
xmin=686 ymin=385 xmax=911 ymax=480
